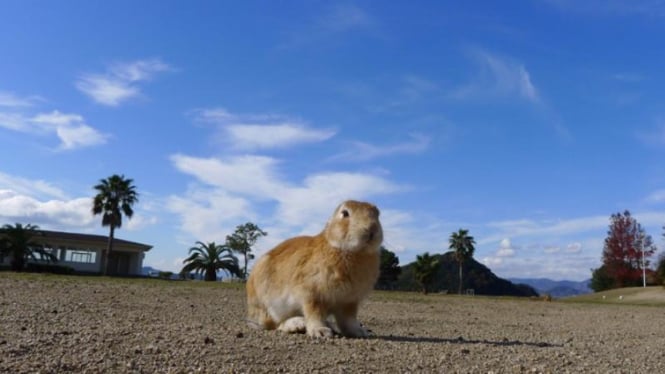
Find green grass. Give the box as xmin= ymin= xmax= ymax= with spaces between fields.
xmin=561 ymin=286 xmax=665 ymax=307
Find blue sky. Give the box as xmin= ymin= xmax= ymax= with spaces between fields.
xmin=2 ymin=1 xmax=665 ymax=281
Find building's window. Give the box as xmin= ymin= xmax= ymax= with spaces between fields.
xmin=64 ymin=248 xmax=97 ymax=263
xmin=33 ymin=246 xmax=59 ymax=261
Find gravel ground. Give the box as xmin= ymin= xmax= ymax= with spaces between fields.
xmin=1 ymin=273 xmax=664 ymax=373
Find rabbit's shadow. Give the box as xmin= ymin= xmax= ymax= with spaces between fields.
xmin=372 ymin=334 xmax=562 ymax=348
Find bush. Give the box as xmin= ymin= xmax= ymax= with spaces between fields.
xmin=25 ymin=263 xmax=75 ymax=275
xmin=158 ymin=271 xmax=174 ymax=280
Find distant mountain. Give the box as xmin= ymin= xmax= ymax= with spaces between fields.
xmin=397 ymin=252 xmax=538 ymax=297
xmin=509 ymin=278 xmax=592 ymax=298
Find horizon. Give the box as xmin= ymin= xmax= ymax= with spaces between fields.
xmin=2 ymin=1 xmax=665 ymax=282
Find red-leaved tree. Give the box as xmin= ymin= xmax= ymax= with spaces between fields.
xmin=600 ymin=210 xmax=656 ymax=288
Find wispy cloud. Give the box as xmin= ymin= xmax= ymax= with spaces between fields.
xmin=76 ymin=58 xmax=172 ymax=106
xmin=278 ymin=4 xmax=374 ymax=49
xmin=637 ymin=121 xmax=665 ymax=146
xmin=544 ymin=0 xmax=665 ymax=18
xmin=612 ymin=72 xmax=644 ymax=82
xmin=0 ymin=172 xmax=69 ymax=200
xmin=226 ymin=124 xmax=335 ymax=150
xmin=329 ymin=133 xmax=430 ymax=162
xmin=0 ymin=91 xmax=41 ymax=107
xmin=31 ymin=110 xmax=109 ymax=150
xmin=645 ymin=189 xmax=665 ymax=204
xmin=480 ymin=215 xmax=610 ymax=245
xmin=453 ymin=49 xmax=539 ymax=102
xmin=193 ymin=107 xmax=336 ymax=150
xmin=0 ymin=108 xmax=108 ymax=150
xmin=319 ymin=4 xmax=373 ymax=33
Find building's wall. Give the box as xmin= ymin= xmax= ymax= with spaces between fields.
xmin=2 ymin=235 xmax=149 ymax=276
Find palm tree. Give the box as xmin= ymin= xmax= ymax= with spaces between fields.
xmin=181 ymin=241 xmax=240 ymax=281
xmin=413 ymin=252 xmax=439 ymax=294
xmin=0 ymin=223 xmax=57 ymax=271
xmin=449 ymin=228 xmax=476 ymax=295
xmin=92 ymin=174 xmax=138 ymax=276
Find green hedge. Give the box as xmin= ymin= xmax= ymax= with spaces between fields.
xmin=25 ymin=263 xmax=76 ymax=275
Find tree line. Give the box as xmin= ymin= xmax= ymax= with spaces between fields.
xmin=4 ymin=173 xmax=665 ymax=292
xmin=377 ymin=229 xmax=477 ymax=295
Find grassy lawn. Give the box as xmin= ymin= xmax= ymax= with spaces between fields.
xmin=561 ymin=286 xmax=665 ymax=307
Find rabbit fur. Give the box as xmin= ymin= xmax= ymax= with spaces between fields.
xmin=246 ymin=200 xmax=383 ymax=338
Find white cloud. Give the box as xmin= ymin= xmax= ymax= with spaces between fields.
xmin=0 ymin=91 xmax=41 ymax=107
xmin=0 ymin=172 xmax=157 ymax=234
xmin=330 ymin=133 xmax=430 ymax=162
xmin=32 ymin=111 xmax=84 ymax=126
xmin=278 ymin=4 xmax=374 ymax=49
xmin=168 ymin=153 xmax=405 ymax=245
xmin=566 ymin=242 xmax=583 ymax=253
xmin=481 ymin=254 xmax=599 ymax=281
xmin=0 ymin=108 xmax=107 ymax=150
xmin=194 ymin=107 xmax=335 ymax=150
xmin=226 ymin=124 xmax=335 ymax=150
xmin=480 ymin=215 xmax=611 ymax=245
xmin=0 ymin=189 xmax=95 ymax=229
xmin=496 ymin=238 xmax=516 ymax=257
xmin=0 ymin=172 xmax=68 ymax=200
xmin=453 ymin=49 xmax=539 ymax=102
xmin=76 ymin=58 xmax=171 ymax=106
xmin=544 ymin=0 xmax=665 ymax=18
xmin=638 ymin=122 xmax=665 ymax=146
xmin=0 ymin=112 xmax=33 ymax=132
xmin=276 ymin=172 xmax=403 ymax=228
xmin=646 ymin=189 xmax=665 ymax=203
xmin=76 ymin=75 xmax=138 ymax=107
xmin=319 ymin=4 xmax=373 ymax=33
xmin=167 ymin=189 xmax=252 ymax=243
xmin=170 ymin=154 xmax=286 ymax=198
xmin=109 ymin=59 xmax=171 ymax=82
xmin=55 ymin=124 xmax=108 ymax=150
xmin=31 ymin=110 xmax=109 ymax=150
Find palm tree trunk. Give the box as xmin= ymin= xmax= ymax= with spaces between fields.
xmin=103 ymin=225 xmax=115 ymax=276
xmin=205 ymin=265 xmax=217 ymax=282
xmin=458 ymin=262 xmax=463 ymax=295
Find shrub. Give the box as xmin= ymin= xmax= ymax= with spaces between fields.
xmin=158 ymin=271 xmax=174 ymax=280
xmin=25 ymin=263 xmax=75 ymax=275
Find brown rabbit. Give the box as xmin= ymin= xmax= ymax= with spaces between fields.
xmin=246 ymin=200 xmax=383 ymax=338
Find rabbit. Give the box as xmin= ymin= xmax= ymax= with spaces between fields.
xmin=246 ymin=200 xmax=383 ymax=338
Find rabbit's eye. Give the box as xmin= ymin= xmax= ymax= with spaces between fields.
xmin=341 ymin=209 xmax=350 ymax=218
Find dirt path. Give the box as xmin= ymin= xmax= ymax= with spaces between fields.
xmin=1 ymin=274 xmax=663 ymax=373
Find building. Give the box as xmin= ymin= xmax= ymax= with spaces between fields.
xmin=1 ymin=230 xmax=152 ymax=276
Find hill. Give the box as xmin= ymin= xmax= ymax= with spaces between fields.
xmin=396 ymin=252 xmax=538 ymax=297
xmin=509 ymin=277 xmax=592 ymax=297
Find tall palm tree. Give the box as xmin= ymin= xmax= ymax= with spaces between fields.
xmin=0 ymin=223 xmax=57 ymax=271
xmin=92 ymin=174 xmax=138 ymax=276
xmin=413 ymin=252 xmax=439 ymax=294
xmin=181 ymin=241 xmax=240 ymax=281
xmin=449 ymin=228 xmax=476 ymax=295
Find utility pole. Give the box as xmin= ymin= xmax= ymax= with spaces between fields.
xmin=639 ymin=229 xmax=646 ymax=288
